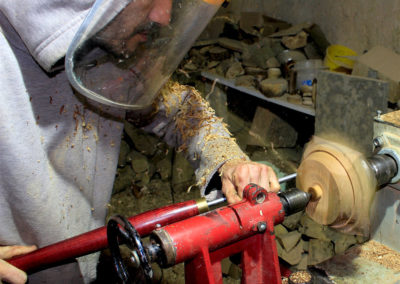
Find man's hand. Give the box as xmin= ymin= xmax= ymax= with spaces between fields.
xmin=0 ymin=245 xmax=37 ymax=284
xmin=219 ymin=159 xmax=280 ymax=204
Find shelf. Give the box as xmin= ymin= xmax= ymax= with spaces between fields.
xmin=201 ymin=72 xmax=316 ymax=116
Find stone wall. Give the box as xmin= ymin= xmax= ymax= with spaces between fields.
xmin=228 ymin=0 xmax=400 ymax=54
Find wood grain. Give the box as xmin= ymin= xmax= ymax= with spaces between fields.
xmin=297 ymin=136 xmax=377 ymax=236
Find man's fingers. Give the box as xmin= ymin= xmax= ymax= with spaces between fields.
xmin=268 ymin=168 xmax=280 ymax=192
xmin=233 ymin=166 xmax=250 ymax=196
xmin=0 ymin=245 xmax=37 ymax=260
xmin=0 ymin=246 xmax=35 ymax=284
xmin=220 ymin=161 xmax=282 ymax=203
xmin=0 ymin=259 xmax=27 ymax=284
xmin=222 ymin=182 xmax=242 ymax=204
xmin=257 ymin=165 xmax=270 ymax=190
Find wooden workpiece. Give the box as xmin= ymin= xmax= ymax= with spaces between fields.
xmin=296 ymin=136 xmax=378 ymax=236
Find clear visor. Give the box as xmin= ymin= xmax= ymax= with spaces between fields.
xmin=65 ymin=0 xmax=223 ymax=110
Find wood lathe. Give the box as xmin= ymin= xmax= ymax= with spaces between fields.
xmin=296 ymin=134 xmax=397 ymax=236
xmin=296 ymin=110 xmax=400 ymax=243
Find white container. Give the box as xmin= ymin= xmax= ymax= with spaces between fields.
xmin=294 ymin=60 xmax=327 ymax=90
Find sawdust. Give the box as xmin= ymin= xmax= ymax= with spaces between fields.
xmin=289 ymin=270 xmax=312 ymax=283
xmin=160 ymin=80 xmax=233 ymax=152
xmin=159 ymin=80 xmax=248 ymax=188
xmin=159 ymin=80 xmax=185 ymax=116
xmin=355 ymin=240 xmax=400 ymax=272
xmin=380 ymin=110 xmax=400 ymax=127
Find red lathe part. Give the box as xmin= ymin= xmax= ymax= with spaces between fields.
xmin=152 ymin=184 xmax=286 ymax=284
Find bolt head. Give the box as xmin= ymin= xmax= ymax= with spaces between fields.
xmin=257 ymin=222 xmax=267 ymax=232
xmin=130 ymin=251 xmax=141 ymax=268
xmin=373 ymin=136 xmax=384 ymax=149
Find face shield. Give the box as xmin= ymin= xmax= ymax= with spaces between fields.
xmin=65 ymin=0 xmax=224 ymax=110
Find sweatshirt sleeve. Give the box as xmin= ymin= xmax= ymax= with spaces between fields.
xmin=138 ymin=80 xmax=250 ymax=199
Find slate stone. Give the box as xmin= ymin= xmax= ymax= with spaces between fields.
xmin=235 ymin=75 xmax=256 ymax=88
xmin=172 ymin=151 xmax=195 ymax=191
xmin=218 ymin=37 xmax=247 ymax=52
xmin=280 ymin=240 xmax=303 ymax=265
xmin=118 ymin=140 xmax=130 ymax=167
xmin=113 ymin=166 xmax=135 ymax=194
xmin=209 ymin=46 xmax=230 ymax=61
xmin=124 ymin=122 xmax=158 ymax=156
xmin=225 ymin=62 xmax=245 ymax=79
xmin=282 ymin=211 xmax=304 ymax=230
xmin=282 ymin=31 xmax=308 ymax=50
xmin=308 ymin=239 xmax=334 ymax=265
xmin=130 ymin=150 xmax=149 ymax=174
xmin=279 ymin=231 xmax=302 ymax=252
xmin=156 ymin=158 xmax=172 ymax=181
xmin=260 ymin=78 xmax=288 ymax=97
xmin=244 ymin=67 xmax=268 ymax=76
xmin=275 ymin=224 xmax=289 ymax=238
xmin=266 ymin=57 xmax=281 ymax=68
xmin=242 ymin=43 xmax=275 ymax=69
xmin=294 ymin=253 xmax=309 ymax=270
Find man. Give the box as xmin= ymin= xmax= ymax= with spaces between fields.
xmin=0 ymin=0 xmax=280 ymax=283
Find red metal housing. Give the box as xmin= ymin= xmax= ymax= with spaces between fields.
xmin=152 ymin=184 xmax=286 ymax=284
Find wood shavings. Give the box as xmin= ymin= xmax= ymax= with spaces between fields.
xmin=158 ymin=80 xmax=248 ymax=190
xmin=171 ymin=82 xmax=230 ymax=154
xmin=356 ymin=240 xmax=400 ymax=272
xmin=289 ymin=270 xmax=312 ymax=283
xmin=84 ymin=122 xmax=94 ymax=131
xmin=381 ymin=110 xmax=400 ymax=126
xmin=159 ymin=80 xmax=185 ymax=116
xmin=186 ymin=184 xmax=195 ymax=193
xmin=205 ymin=78 xmax=219 ymax=100
xmin=177 ymin=68 xmax=190 ymax=79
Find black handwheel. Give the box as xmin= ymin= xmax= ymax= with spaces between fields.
xmin=107 ymin=215 xmax=153 ymax=284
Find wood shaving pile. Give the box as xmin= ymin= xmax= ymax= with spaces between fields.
xmin=289 ymin=270 xmax=312 ymax=283
xmin=381 ymin=110 xmax=400 ymax=126
xmin=356 ymin=240 xmax=400 ymax=272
